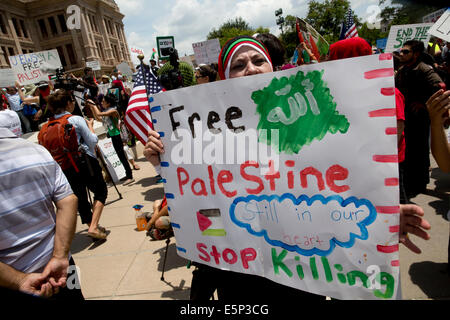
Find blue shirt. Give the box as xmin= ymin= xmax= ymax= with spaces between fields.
xmin=55 ymin=112 xmax=99 ymax=158
xmin=5 ymin=93 xmax=22 ymax=112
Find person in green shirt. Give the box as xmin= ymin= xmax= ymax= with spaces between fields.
xmin=90 ymin=93 xmax=134 ymax=185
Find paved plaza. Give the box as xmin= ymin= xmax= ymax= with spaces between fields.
xmin=24 ymin=129 xmax=449 ymax=300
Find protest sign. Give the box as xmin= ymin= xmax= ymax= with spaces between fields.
xmin=0 ymin=68 xmax=16 ymax=87
xmin=8 ymin=49 xmax=62 ymax=85
xmin=151 ymin=53 xmax=400 ymax=300
xmin=98 ymin=83 xmax=111 ymax=96
xmin=157 ymin=36 xmax=175 ymax=60
xmin=86 ymin=60 xmax=101 ymax=71
xmin=97 ymin=138 xmax=126 ymax=183
xmin=192 ymin=39 xmax=221 ymax=66
xmin=130 ymin=47 xmax=144 ymax=58
xmin=385 ymin=23 xmax=433 ymax=52
xmin=422 ymin=8 xmax=447 ymax=23
xmin=428 ymin=8 xmax=450 ymax=43
xmin=130 ymin=46 xmax=145 ymax=66
xmin=117 ymin=62 xmax=133 ymax=79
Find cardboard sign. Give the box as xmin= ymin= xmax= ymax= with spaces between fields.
xmin=0 ymin=68 xmax=16 ymax=87
xmin=428 ymin=8 xmax=450 ymax=43
xmin=385 ymin=23 xmax=434 ymax=52
xmin=157 ymin=36 xmax=175 ymax=60
xmin=97 ymin=138 xmax=126 ymax=183
xmin=192 ymin=39 xmax=221 ymax=66
xmin=130 ymin=47 xmax=145 ymax=56
xmin=130 ymin=47 xmax=145 ymax=66
xmin=422 ymin=8 xmax=447 ymax=23
xmin=98 ymin=83 xmax=111 ymax=96
xmin=151 ymin=54 xmax=400 ymax=300
xmin=116 ymin=62 xmax=133 ymax=79
xmin=86 ymin=60 xmax=101 ymax=71
xmin=9 ymin=49 xmax=62 ymax=85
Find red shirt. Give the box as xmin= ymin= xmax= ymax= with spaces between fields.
xmin=395 ymin=88 xmax=406 ymax=163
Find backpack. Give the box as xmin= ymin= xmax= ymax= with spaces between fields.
xmin=38 ymin=114 xmax=81 ymax=172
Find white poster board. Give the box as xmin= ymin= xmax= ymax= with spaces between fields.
xmin=385 ymin=23 xmax=434 ymax=52
xmin=86 ymin=60 xmax=101 ymax=71
xmin=97 ymin=138 xmax=126 ymax=183
xmin=130 ymin=47 xmax=145 ymax=66
xmin=98 ymin=83 xmax=111 ymax=96
xmin=151 ymin=54 xmax=400 ymax=300
xmin=0 ymin=68 xmax=16 ymax=87
xmin=428 ymin=8 xmax=450 ymax=42
xmin=192 ymin=39 xmax=221 ymax=66
xmin=422 ymin=8 xmax=447 ymax=23
xmin=117 ymin=62 xmax=133 ymax=79
xmin=8 ymin=49 xmax=62 ymax=85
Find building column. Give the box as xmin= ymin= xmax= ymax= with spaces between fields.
xmin=70 ymin=29 xmax=84 ymax=69
xmin=25 ymin=20 xmax=42 ymax=52
xmin=97 ymin=9 xmax=114 ymax=66
xmin=0 ymin=46 xmax=8 ymax=68
xmin=80 ymin=10 xmax=96 ymax=60
xmin=4 ymin=12 xmax=22 ymax=55
xmin=119 ymin=24 xmax=133 ymax=67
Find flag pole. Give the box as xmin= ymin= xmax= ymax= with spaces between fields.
xmin=137 ymin=55 xmax=162 ymax=179
xmin=137 ymin=54 xmax=152 ymax=115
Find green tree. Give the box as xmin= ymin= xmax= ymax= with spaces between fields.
xmin=358 ymin=22 xmax=383 ymax=46
xmin=207 ymin=17 xmax=268 ymax=47
xmin=379 ymin=0 xmax=442 ymax=26
xmin=279 ymin=15 xmax=299 ymax=59
xmin=305 ymin=0 xmax=357 ymax=44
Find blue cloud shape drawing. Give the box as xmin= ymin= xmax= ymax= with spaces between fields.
xmin=229 ymin=194 xmax=377 ymax=257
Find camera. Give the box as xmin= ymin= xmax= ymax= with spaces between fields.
xmin=158 ymin=47 xmax=183 ymax=91
xmin=54 ymin=67 xmax=85 ymax=92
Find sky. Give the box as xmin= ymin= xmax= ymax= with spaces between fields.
xmin=115 ymin=0 xmax=385 ymax=65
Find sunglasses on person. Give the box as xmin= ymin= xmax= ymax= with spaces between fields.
xmin=196 ymin=74 xmax=207 ymax=79
xmin=400 ymin=49 xmax=411 ymax=55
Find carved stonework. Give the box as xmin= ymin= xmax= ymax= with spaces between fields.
xmin=0 ymin=0 xmax=132 ymax=73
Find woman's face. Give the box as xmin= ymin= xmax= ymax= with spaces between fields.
xmin=228 ymin=46 xmax=272 ymax=79
xmin=102 ymin=99 xmax=109 ymax=109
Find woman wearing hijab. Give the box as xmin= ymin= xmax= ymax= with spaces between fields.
xmin=145 ymin=36 xmax=322 ymax=300
xmin=144 ymin=36 xmax=430 ymax=300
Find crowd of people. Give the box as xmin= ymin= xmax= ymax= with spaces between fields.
xmin=0 ymin=29 xmax=449 ymax=301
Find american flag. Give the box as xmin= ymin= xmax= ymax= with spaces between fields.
xmin=124 ymin=64 xmax=164 ymax=145
xmin=339 ymin=8 xmax=358 ymax=40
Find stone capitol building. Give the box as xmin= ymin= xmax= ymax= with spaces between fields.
xmin=0 ymin=0 xmax=133 ymax=74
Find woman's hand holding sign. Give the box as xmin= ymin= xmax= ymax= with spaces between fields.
xmin=144 ymin=129 xmax=164 ymax=167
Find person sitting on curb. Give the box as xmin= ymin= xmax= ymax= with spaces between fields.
xmin=145 ymin=197 xmax=173 ymax=241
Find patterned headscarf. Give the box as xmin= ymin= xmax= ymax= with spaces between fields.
xmin=218 ymin=36 xmax=273 ymax=80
